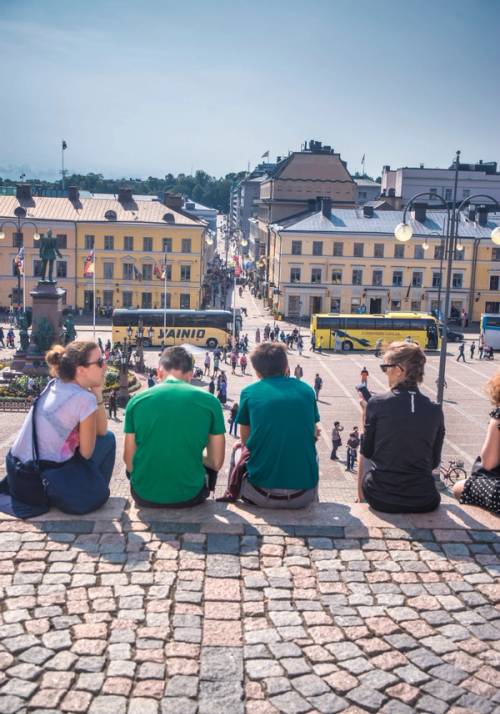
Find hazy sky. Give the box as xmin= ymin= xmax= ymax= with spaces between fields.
xmin=1 ymin=0 xmax=500 ymax=181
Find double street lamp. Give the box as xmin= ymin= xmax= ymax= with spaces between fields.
xmin=0 ymin=208 xmax=40 ymax=311
xmin=394 ymin=150 xmax=500 ymax=404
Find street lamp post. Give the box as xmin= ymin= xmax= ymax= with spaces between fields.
xmin=117 ymin=337 xmax=130 ymax=407
xmin=0 ymin=211 xmax=40 ymax=311
xmin=136 ymin=320 xmax=145 ymax=373
xmin=394 ymin=150 xmax=500 ymax=404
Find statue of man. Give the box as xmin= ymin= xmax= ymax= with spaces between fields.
xmin=39 ymin=230 xmax=63 ymax=282
xmin=63 ymin=314 xmax=77 ymax=345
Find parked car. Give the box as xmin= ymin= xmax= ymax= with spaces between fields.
xmin=439 ymin=325 xmax=464 ymax=342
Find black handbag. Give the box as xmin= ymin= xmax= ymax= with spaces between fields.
xmin=6 ymin=384 xmax=51 ymax=508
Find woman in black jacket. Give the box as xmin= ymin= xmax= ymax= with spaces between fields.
xmin=357 ymin=341 xmax=445 ymax=513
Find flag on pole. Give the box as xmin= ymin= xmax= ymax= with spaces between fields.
xmin=62 ymin=140 xmax=68 ymax=150
xmin=261 ymin=150 xmax=269 ymax=159
xmin=14 ymin=247 xmax=24 ymax=276
xmin=83 ymin=249 xmax=94 ymax=277
xmin=405 ymin=282 xmax=412 ymax=299
xmin=154 ymin=263 xmax=164 ymax=280
xmin=133 ymin=266 xmax=143 ymax=282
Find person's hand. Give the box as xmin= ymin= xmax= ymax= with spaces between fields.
xmin=90 ymin=385 xmax=103 ymax=400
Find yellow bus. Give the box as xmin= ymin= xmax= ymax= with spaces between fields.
xmin=112 ymin=309 xmax=241 ymax=349
xmin=310 ymin=312 xmax=440 ymax=352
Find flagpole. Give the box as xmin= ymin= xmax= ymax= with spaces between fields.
xmin=93 ymin=250 xmax=96 ymax=341
xmin=163 ymin=253 xmax=167 ymax=347
xmin=22 ymin=266 xmax=26 ymax=313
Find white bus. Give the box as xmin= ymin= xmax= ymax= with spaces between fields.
xmin=480 ymin=313 xmax=500 ymax=351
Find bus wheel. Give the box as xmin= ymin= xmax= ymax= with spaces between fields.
xmin=342 ymin=341 xmax=353 ymax=352
xmin=207 ymin=338 xmax=218 ymax=349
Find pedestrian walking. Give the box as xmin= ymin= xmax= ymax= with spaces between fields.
xmin=479 ymin=334 xmax=484 ymax=359
xmin=360 ymin=366 xmax=369 ymax=388
xmin=98 ymin=337 xmax=104 ymax=354
xmin=240 ymin=353 xmax=248 ymax=375
xmin=204 ymin=352 xmax=211 ymax=375
xmin=255 ymin=328 xmax=261 ymax=344
xmin=346 ymin=427 xmax=360 ymax=471
xmin=313 ymin=373 xmax=323 ymax=401
xmin=457 ymin=342 xmax=466 ymax=362
xmin=331 ymin=421 xmax=344 ymax=460
xmin=228 ymin=402 xmax=239 ymax=436
xmin=230 ymin=351 xmax=238 ymax=375
xmin=217 ymin=379 xmax=227 ymax=406
xmin=208 ymin=377 xmax=215 ymax=395
xmin=374 ymin=338 xmax=383 ymax=357
xmin=318 ymin=336 xmax=323 ymax=353
xmin=470 ymin=342 xmax=476 ymax=360
xmin=297 ymin=336 xmax=303 ymax=356
xmin=310 ymin=335 xmax=316 ymax=352
xmin=108 ymin=390 xmax=118 ymax=419
xmin=0 ymin=326 xmax=5 ymax=348
xmin=294 ymin=364 xmax=303 ymax=380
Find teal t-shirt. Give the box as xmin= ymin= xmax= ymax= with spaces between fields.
xmin=124 ymin=377 xmax=225 ymax=504
xmin=236 ymin=376 xmax=320 ymax=490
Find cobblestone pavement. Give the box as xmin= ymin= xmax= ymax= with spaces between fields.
xmin=0 ymin=504 xmax=498 ymax=714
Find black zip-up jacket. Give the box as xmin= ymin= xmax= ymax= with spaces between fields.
xmin=361 ymin=385 xmax=445 ymax=508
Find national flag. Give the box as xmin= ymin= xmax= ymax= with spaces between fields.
xmin=261 ymin=150 xmax=269 ymax=159
xmin=62 ymin=140 xmax=68 ymax=150
xmin=83 ymin=250 xmax=94 ymax=277
xmin=133 ymin=266 xmax=143 ymax=282
xmin=154 ymin=263 xmax=162 ymax=279
xmin=14 ymin=247 xmax=24 ymax=276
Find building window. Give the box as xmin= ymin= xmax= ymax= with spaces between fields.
xmin=288 ymin=296 xmax=301 ymax=316
xmin=163 ymin=238 xmax=172 ymax=253
xmin=56 ymin=234 xmax=67 ymax=249
xmin=181 ymin=238 xmax=192 ymax=253
xmin=122 ymin=291 xmax=132 ymax=308
xmin=374 ymin=244 xmax=384 ymax=258
xmin=445 ymin=188 xmax=452 ymax=202
xmin=430 ymin=187 xmax=437 ymax=197
xmin=391 ymin=300 xmax=401 ymax=311
xmin=485 ymin=301 xmax=500 ymax=314
xmin=311 ymin=268 xmax=322 ymax=284
xmin=160 ymin=292 xmax=171 ymax=308
xmin=56 ymin=261 xmax=67 ymax=278
xmin=330 ymin=298 xmax=341 ymax=313
xmin=291 ymin=240 xmax=302 ymax=255
xmin=103 ymin=290 xmax=113 ymax=306
xmin=312 ymin=241 xmax=323 ymax=256
xmin=352 ymin=269 xmax=363 ymax=285
xmin=180 ymin=265 xmax=191 ymax=281
xmin=290 ymin=268 xmax=301 ymax=283
xmin=164 ymin=264 xmax=172 ymax=281
xmin=434 ymin=245 xmax=444 ymax=259
xmin=143 ymin=237 xmax=153 ymax=252
xmin=331 ymin=270 xmax=342 ymax=284
xmin=453 ymin=249 xmax=464 ymax=261
xmin=141 ymin=292 xmax=152 ymax=309
xmin=33 ymin=260 xmax=42 ymax=277
xmin=333 ymin=242 xmax=343 ymax=257
xmin=394 ymin=244 xmax=405 ymax=259
xmin=124 ymin=236 xmax=134 ymax=251
xmin=180 ymin=293 xmax=190 ymax=309
xmin=351 ymin=297 xmax=361 ymax=312
xmin=104 ymin=235 xmax=114 ymax=250
xmin=414 ymin=245 xmax=425 ymax=259
xmin=85 ymin=235 xmax=95 ymax=250
xmin=412 ymin=271 xmax=423 ymax=287
xmin=372 ymin=270 xmax=383 ymax=286
xmin=353 ymin=243 xmax=364 ymax=257
xmin=12 ymin=232 xmax=22 ymax=248
xmin=452 ymin=273 xmax=463 ymax=289
xmin=142 ymin=264 xmax=153 ymax=281
xmin=489 ymin=275 xmax=499 ymax=291
xmin=123 ymin=263 xmax=134 ymax=280
xmin=432 ymin=272 xmax=441 ymax=288
xmin=103 ymin=262 xmax=114 ymax=279
xmin=392 ymin=270 xmax=403 ymax=286
xmin=492 ymin=248 xmax=500 ymax=261
xmin=463 ymin=189 xmax=470 ymax=198
xmin=411 ymin=300 xmax=421 ymax=311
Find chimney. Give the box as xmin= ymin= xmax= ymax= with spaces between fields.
xmin=163 ymin=192 xmax=183 ymax=211
xmin=476 ymin=205 xmax=489 ymax=227
xmin=412 ymin=202 xmax=427 ymax=222
xmin=321 ymin=197 xmax=332 ymax=217
xmin=118 ymin=187 xmax=133 ymax=203
xmin=16 ymin=183 xmax=32 ymax=202
xmin=68 ymin=185 xmax=80 ymax=202
xmin=419 ymin=163 xmax=424 ymax=169
xmin=363 ymin=205 xmax=374 ymax=218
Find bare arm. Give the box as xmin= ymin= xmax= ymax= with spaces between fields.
xmin=124 ymin=433 xmax=137 ymax=473
xmin=204 ymin=433 xmax=225 ymax=471
xmin=239 ymin=424 xmax=250 ymax=446
xmin=480 ymin=418 xmax=500 ymax=471
xmin=79 ymin=411 xmax=97 ymax=460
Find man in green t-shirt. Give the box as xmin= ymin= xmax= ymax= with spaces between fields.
xmin=236 ymin=342 xmax=320 ymax=509
xmin=124 ymin=346 xmax=225 ymax=507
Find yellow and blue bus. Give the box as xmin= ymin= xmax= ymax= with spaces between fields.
xmin=112 ymin=309 xmax=241 ymax=349
xmin=480 ymin=313 xmax=500 ymax=351
xmin=310 ymin=312 xmax=440 ymax=352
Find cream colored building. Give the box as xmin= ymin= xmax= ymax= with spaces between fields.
xmin=268 ymin=201 xmax=500 ymax=322
xmin=0 ymin=185 xmax=207 ymax=312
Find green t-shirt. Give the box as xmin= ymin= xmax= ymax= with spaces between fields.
xmin=237 ymin=376 xmax=320 ymax=490
xmin=124 ymin=377 xmax=225 ymax=504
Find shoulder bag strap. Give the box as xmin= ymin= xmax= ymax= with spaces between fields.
xmin=30 ymin=379 xmax=56 ymax=466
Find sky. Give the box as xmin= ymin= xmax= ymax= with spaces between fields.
xmin=1 ymin=0 xmax=500 ymax=181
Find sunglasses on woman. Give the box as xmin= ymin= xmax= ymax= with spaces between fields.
xmin=86 ymin=357 xmax=106 ymax=368
xmin=380 ymin=363 xmax=400 ymax=372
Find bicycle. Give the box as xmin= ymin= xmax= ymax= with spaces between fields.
xmin=440 ymin=459 xmax=467 ymax=488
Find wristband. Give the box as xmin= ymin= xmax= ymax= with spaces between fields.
xmin=97 ymin=400 xmax=104 ymax=406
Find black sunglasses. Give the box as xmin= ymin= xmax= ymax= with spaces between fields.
xmin=380 ymin=363 xmax=400 ymax=372
xmin=86 ymin=357 xmax=106 ymax=368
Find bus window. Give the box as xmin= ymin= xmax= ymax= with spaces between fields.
xmin=391 ymin=318 xmax=411 ymax=331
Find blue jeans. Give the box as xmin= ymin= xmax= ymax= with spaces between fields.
xmin=88 ymin=432 xmax=116 ymax=486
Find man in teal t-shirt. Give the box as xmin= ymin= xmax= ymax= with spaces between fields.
xmin=236 ymin=342 xmax=320 ymax=508
xmin=124 ymin=346 xmax=225 ymax=507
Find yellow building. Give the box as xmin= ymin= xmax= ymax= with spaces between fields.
xmin=0 ymin=186 xmax=207 ymax=312
xmin=268 ymin=201 xmax=500 ymax=322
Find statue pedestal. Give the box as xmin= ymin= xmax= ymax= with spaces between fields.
xmin=20 ymin=283 xmax=67 ymax=376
